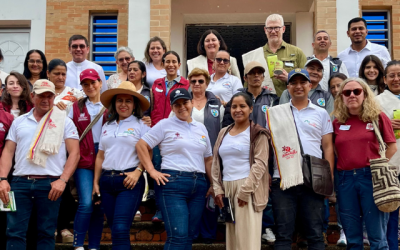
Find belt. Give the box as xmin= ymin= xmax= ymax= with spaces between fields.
xmin=21 ymin=175 xmax=60 ymax=180
xmin=102 ymin=167 xmax=136 ymax=175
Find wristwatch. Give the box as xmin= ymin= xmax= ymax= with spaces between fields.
xmin=0 ymin=177 xmax=8 ymax=182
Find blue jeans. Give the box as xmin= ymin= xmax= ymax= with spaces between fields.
xmin=73 ymin=168 xmax=104 ymax=249
xmin=270 ymin=178 xmax=325 ymax=250
xmin=100 ymin=167 xmax=145 ymax=250
xmin=152 ymin=146 xmax=162 ymax=208
xmin=337 ymin=167 xmax=389 ymax=250
xmin=6 ymin=177 xmax=61 ymax=250
xmin=262 ymin=197 xmax=274 ymax=230
xmin=387 ymin=206 xmax=400 ymax=249
xmin=333 ymin=162 xmax=343 ymax=229
xmin=323 ymin=199 xmax=330 ymax=233
xmin=160 ymin=170 xmax=208 ymax=250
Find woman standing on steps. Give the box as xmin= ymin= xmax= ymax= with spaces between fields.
xmin=93 ymin=81 xmax=150 ymax=250
xmin=69 ymin=69 xmax=107 ymax=250
xmin=2 ymin=72 xmax=34 ymax=117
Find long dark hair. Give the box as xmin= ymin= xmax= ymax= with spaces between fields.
xmin=162 ymin=51 xmax=181 ymax=64
xmin=23 ymin=49 xmax=48 ymax=80
xmin=358 ymin=55 xmax=385 ymax=94
xmin=2 ymin=71 xmax=33 ymax=115
xmin=197 ymin=29 xmax=228 ymax=56
xmin=127 ymin=61 xmax=149 ymax=88
xmin=106 ymin=95 xmax=143 ymax=123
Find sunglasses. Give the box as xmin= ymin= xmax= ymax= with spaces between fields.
xmin=342 ymin=88 xmax=363 ymax=97
xmin=190 ymin=79 xmax=205 ymax=84
xmin=118 ymin=57 xmax=131 ymax=63
xmin=71 ymin=44 xmax=86 ymax=49
xmin=215 ymin=58 xmax=230 ymax=64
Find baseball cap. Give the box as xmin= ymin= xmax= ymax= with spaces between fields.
xmin=80 ymin=68 xmax=100 ymax=83
xmin=305 ymin=57 xmax=324 ymax=70
xmin=244 ymin=61 xmax=265 ymax=75
xmin=287 ymin=68 xmax=311 ymax=84
xmin=169 ymin=88 xmax=192 ymax=105
xmin=32 ymin=80 xmax=56 ymax=95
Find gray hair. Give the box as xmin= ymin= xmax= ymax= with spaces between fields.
xmin=114 ymin=46 xmax=134 ymax=60
xmin=266 ymin=14 xmax=284 ymax=26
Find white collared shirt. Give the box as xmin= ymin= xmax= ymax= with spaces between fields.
xmin=313 ymin=55 xmax=349 ymax=91
xmin=99 ymin=115 xmax=150 ymax=170
xmin=338 ymin=40 xmax=391 ymax=78
xmin=65 ymin=59 xmax=108 ymax=93
xmin=68 ymin=99 xmax=104 ymax=143
xmin=142 ymin=116 xmax=212 ymax=173
xmin=6 ymin=109 xmax=79 ymax=176
xmin=55 ymin=86 xmax=84 ymax=114
xmin=272 ymin=100 xmax=333 ymax=178
xmin=207 ymin=73 xmax=242 ymax=102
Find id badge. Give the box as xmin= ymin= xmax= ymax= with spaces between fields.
xmin=339 ymin=125 xmax=351 ymax=130
xmin=284 ymin=62 xmax=294 ymax=67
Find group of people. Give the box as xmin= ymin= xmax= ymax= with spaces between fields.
xmin=0 ymin=12 xmax=398 ymax=250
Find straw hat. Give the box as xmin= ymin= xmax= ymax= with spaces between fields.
xmin=100 ymin=81 xmax=150 ymax=111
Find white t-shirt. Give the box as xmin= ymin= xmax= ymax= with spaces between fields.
xmin=7 ymin=109 xmax=79 ymax=176
xmin=142 ymin=116 xmax=213 ymax=173
xmin=10 ymin=110 xmax=20 ymax=119
xmin=219 ymin=126 xmax=251 ymax=181
xmin=145 ymin=62 xmax=181 ymax=87
xmin=65 ymin=60 xmax=108 ymax=93
xmin=99 ymin=115 xmax=150 ymax=170
xmin=68 ymin=99 xmax=104 ymax=143
xmin=55 ymin=86 xmax=84 ymax=114
xmin=207 ymin=73 xmax=242 ymax=102
xmin=272 ymin=100 xmax=333 ymax=178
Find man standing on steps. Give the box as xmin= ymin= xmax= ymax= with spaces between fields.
xmin=266 ymin=68 xmax=334 ymax=250
xmin=242 ymin=13 xmax=307 ymax=97
xmin=0 ymin=80 xmax=80 ymax=250
xmin=338 ymin=17 xmax=391 ymax=78
xmin=311 ymin=30 xmax=349 ymax=91
xmin=65 ymin=35 xmax=108 ymax=93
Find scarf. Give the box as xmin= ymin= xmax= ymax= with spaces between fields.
xmin=26 ymin=107 xmax=66 ymax=167
xmin=266 ymin=103 xmax=303 ymax=190
xmin=376 ymin=90 xmax=400 ymax=167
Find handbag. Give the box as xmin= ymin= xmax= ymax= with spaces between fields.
xmin=70 ymin=107 xmax=106 ymax=200
xmin=370 ymin=120 xmax=400 ymax=212
xmin=292 ymin=109 xmax=334 ymax=196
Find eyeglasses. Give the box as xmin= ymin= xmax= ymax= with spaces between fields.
xmin=265 ymin=26 xmax=283 ymax=32
xmin=118 ymin=57 xmax=131 ymax=63
xmin=190 ymin=79 xmax=205 ymax=84
xmin=387 ymin=73 xmax=400 ymax=80
xmin=342 ymin=88 xmax=363 ymax=97
xmin=27 ymin=59 xmax=43 ymax=64
xmin=215 ymin=58 xmax=230 ymax=64
xmin=71 ymin=44 xmax=86 ymax=50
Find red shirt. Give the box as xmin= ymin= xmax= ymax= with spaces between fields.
xmin=333 ymin=112 xmax=396 ymax=171
xmin=0 ymin=103 xmax=14 ymax=157
xmin=207 ymin=58 xmax=214 ymax=75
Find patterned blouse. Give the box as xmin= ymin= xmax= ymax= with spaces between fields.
xmin=107 ymin=73 xmax=125 ymax=89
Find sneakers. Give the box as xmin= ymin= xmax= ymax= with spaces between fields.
xmin=134 ymin=211 xmax=142 ymax=222
xmin=261 ymin=228 xmax=276 ymax=245
xmin=337 ymin=229 xmax=347 ymax=247
xmin=323 ymin=232 xmax=328 ymax=246
xmin=363 ymin=230 xmax=370 ymax=245
xmin=152 ymin=210 xmax=163 ymax=222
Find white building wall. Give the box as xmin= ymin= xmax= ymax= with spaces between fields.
xmin=128 ymin=0 xmax=150 ymax=61
xmin=336 ymin=0 xmax=360 ymax=54
xmin=295 ymin=12 xmax=314 ymax=57
xmin=0 ymin=0 xmax=47 ymax=52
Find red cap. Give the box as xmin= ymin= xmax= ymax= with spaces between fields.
xmin=80 ymin=68 xmax=100 ymax=84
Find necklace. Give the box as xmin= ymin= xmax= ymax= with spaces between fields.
xmin=192 ymin=97 xmax=206 ymax=108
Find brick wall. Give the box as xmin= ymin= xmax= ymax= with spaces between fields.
xmin=45 ymin=0 xmax=128 ymax=62
xmin=314 ymin=0 xmax=338 ymax=57
xmin=360 ymin=0 xmax=400 ymax=60
xmin=150 ymin=0 xmax=172 ymax=49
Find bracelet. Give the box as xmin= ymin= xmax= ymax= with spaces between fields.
xmin=136 ymin=168 xmax=143 ymax=173
xmin=59 ymin=177 xmax=68 ymax=183
xmin=0 ymin=177 xmax=8 ymax=182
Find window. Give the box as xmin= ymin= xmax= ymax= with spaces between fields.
xmin=90 ymin=15 xmax=118 ymax=79
xmin=362 ymin=10 xmax=390 ymax=50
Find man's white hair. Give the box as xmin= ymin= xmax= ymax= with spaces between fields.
xmin=265 ymin=14 xmax=284 ymax=26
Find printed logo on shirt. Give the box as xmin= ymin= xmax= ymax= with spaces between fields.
xmin=0 ymin=123 xmax=4 ymax=132
xmin=62 ymin=93 xmax=77 ymax=102
xmin=261 ymin=105 xmax=269 ymax=113
xmin=155 ymin=87 xmax=163 ymax=93
xmin=48 ymin=119 xmax=56 ymax=129
xmin=173 ymin=132 xmax=183 ymax=140
xmin=304 ymin=120 xmax=317 ymax=128
xmin=211 ymin=109 xmax=219 ymax=117
xmin=332 ymin=65 xmax=338 ymax=72
xmin=366 ymin=123 xmax=374 ymax=130
xmin=123 ymin=128 xmax=136 ymax=136
xmin=282 ymin=146 xmax=298 ymax=159
xmin=78 ymin=113 xmax=89 ymax=122
xmin=144 ymin=95 xmax=150 ymax=102
xmin=222 ymin=82 xmax=232 ymax=89
xmin=317 ymin=98 xmax=325 ymax=107
xmin=103 ymin=130 xmax=107 ymax=136
xmin=199 ymin=135 xmax=207 ymax=146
